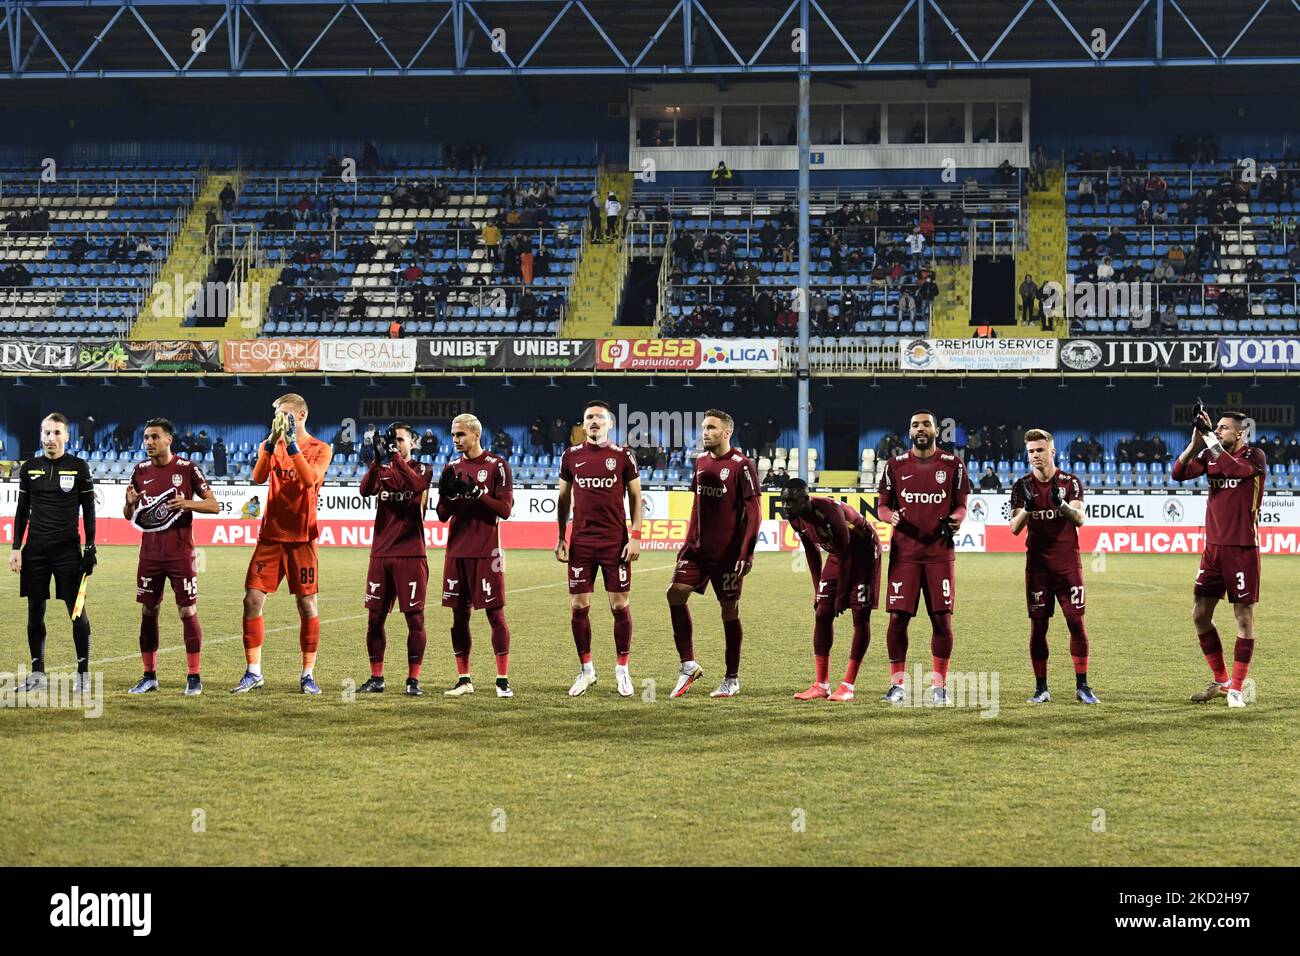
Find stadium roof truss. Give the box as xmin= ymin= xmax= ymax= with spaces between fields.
xmin=3 ymin=0 xmax=1300 ymax=80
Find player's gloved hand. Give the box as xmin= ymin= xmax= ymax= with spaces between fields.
xmin=372 ymin=428 xmax=389 ymax=465
xmin=1014 ymin=476 xmax=1035 ymax=510
xmin=438 ymin=466 xmax=458 ymax=499
xmin=1192 ymin=397 xmax=1212 ymax=434
xmin=266 ymin=411 xmax=286 ymax=453
xmin=284 ymin=412 xmax=300 ymax=456
xmin=384 ymin=426 xmax=399 ymax=457
xmin=460 ymin=479 xmax=484 ymax=500
xmin=80 ymin=544 xmax=97 ymax=577
xmin=1050 ymin=482 xmax=1066 ymax=511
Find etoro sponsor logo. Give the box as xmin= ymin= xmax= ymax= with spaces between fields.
xmin=900 ymin=489 xmax=946 ymax=504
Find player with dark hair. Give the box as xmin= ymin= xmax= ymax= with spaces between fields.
xmin=8 ymin=413 xmax=97 ymax=693
xmin=233 ymin=392 xmax=333 ymax=695
xmin=556 ymin=400 xmax=642 ymax=697
xmin=1009 ymin=428 xmax=1098 ymax=704
xmin=781 ymin=479 xmax=882 ymax=702
xmin=876 ymin=409 xmax=968 ymax=705
xmin=356 ymin=423 xmax=435 ymax=697
xmin=123 ymin=418 xmax=220 ymax=696
xmin=437 ymin=413 xmax=515 ymax=698
xmin=1172 ymin=404 xmax=1266 ymax=708
xmin=667 ymin=408 xmax=761 ymax=699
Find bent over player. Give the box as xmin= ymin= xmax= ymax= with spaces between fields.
xmin=1009 ymin=428 xmax=1098 ymax=704
xmin=124 ymin=418 xmax=220 ymax=696
xmin=782 ymin=479 xmax=882 ymax=702
xmin=556 ymin=400 xmax=642 ymax=698
xmin=876 ymin=410 xmax=967 ymax=705
xmin=436 ymin=413 xmax=515 ymax=698
xmin=9 ymin=413 xmax=96 ymax=693
xmin=356 ymin=423 xmax=434 ymax=697
xmin=667 ymin=409 xmax=761 ymax=699
xmin=1172 ymin=405 xmax=1266 ymax=708
xmin=233 ymin=393 xmax=332 ymax=695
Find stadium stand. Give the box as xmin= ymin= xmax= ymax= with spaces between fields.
xmin=0 ymin=166 xmax=195 ymax=336
xmin=1064 ymin=145 xmax=1300 ymax=336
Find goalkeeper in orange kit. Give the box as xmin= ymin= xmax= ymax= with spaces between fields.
xmin=230 ymin=393 xmax=333 ymax=695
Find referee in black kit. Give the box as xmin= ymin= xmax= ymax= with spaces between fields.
xmin=8 ymin=412 xmax=97 ymax=692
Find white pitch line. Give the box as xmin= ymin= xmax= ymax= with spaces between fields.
xmin=50 ymin=561 xmax=678 ymax=670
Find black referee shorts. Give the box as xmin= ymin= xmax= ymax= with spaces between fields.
xmin=19 ymin=543 xmax=83 ymax=603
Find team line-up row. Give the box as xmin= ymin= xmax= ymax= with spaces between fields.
xmin=8 ymin=397 xmax=1262 ymax=708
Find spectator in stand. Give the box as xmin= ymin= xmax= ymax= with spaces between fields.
xmin=480 ymin=219 xmax=501 ymax=262
xmin=1031 ymin=145 xmax=1048 ymax=192
xmin=1077 ymin=175 xmax=1095 ymax=207
xmin=492 ymin=429 xmax=514 ymax=459
xmin=604 ymin=192 xmax=622 ymax=242
xmin=710 ymin=161 xmax=735 ymax=186
xmin=213 ymin=437 xmax=228 ymax=478
xmin=1097 ymin=257 xmax=1115 ymax=282
xmin=528 ymin=416 xmax=546 ymax=454
xmin=1159 ymin=302 xmax=1180 ymax=334
xmin=113 ymin=421 xmax=134 ymax=452
xmin=1018 ymin=274 xmax=1039 ymax=327
xmin=219 ymin=183 xmax=236 ymax=214
xmin=979 ymin=466 xmax=1001 ymax=491
xmin=898 ymin=288 xmax=917 ymax=324
xmin=548 ymin=416 xmax=569 ymax=455
xmin=421 ymin=428 xmax=437 ymax=455
xmin=195 ymin=431 xmax=212 ymax=455
xmin=906 ymin=226 xmax=927 ymax=274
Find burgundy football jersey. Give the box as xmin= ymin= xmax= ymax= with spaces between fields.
xmin=877 ymin=449 xmax=969 ymax=563
xmin=435 ymin=451 xmax=514 ymax=558
xmin=1010 ymin=470 xmax=1084 ymax=571
xmin=129 ymin=456 xmax=211 ymax=559
xmin=1172 ymin=444 xmax=1267 ymax=547
xmin=361 ymin=454 xmax=433 ymax=558
xmin=682 ymin=448 xmax=761 ymax=562
xmin=788 ymin=497 xmax=876 ymax=560
xmin=559 ymin=441 xmax=639 ymax=545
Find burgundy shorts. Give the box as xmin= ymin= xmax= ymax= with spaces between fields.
xmin=441 ymin=555 xmax=506 ymax=610
xmin=672 ymin=553 xmax=746 ymax=602
xmin=136 ymin=553 xmax=198 ymax=607
xmin=1025 ymin=564 xmax=1086 ymax=620
xmin=1195 ymin=545 xmax=1261 ymax=604
xmin=885 ymin=557 xmax=954 ymax=617
xmin=815 ymin=552 xmax=881 ymax=612
xmin=365 ymin=554 xmax=429 ymax=613
xmin=568 ymin=540 xmax=630 ymax=595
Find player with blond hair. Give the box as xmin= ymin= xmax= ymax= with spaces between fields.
xmin=231 ymin=393 xmax=333 ymax=695
xmin=436 ymin=413 xmax=515 ymax=698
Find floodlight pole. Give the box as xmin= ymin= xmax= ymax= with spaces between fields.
xmin=796 ymin=0 xmax=811 ymax=485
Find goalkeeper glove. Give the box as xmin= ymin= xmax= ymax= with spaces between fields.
xmin=284 ymin=412 xmax=300 ymax=456
xmin=438 ymin=467 xmax=459 ymax=499
xmin=1014 ymin=476 xmax=1035 ymax=510
xmin=372 ymin=428 xmax=390 ymax=465
xmin=1050 ymin=482 xmax=1066 ymax=511
xmin=455 ymin=475 xmax=484 ymax=500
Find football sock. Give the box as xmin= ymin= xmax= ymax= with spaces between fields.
xmin=1197 ymin=627 xmax=1229 ymax=683
xmin=813 ymin=603 xmax=835 ymax=657
xmin=1075 ymin=672 xmax=1088 ymax=690
xmin=723 ymin=617 xmax=743 ymax=678
xmin=1066 ymin=616 xmax=1090 ymax=677
xmin=669 ymin=603 xmax=695 ymax=662
xmin=886 ymin=613 xmax=909 ymax=685
xmin=69 ymin=598 xmax=91 ymax=673
xmin=571 ymin=605 xmax=592 ymax=663
xmin=139 ymin=613 xmax=160 ymax=673
xmin=299 ymin=615 xmax=320 ymax=673
xmin=1230 ymin=637 xmax=1255 ymax=693
xmin=26 ymin=600 xmax=47 ymax=673
xmin=813 ymin=656 xmax=830 ymax=685
xmin=182 ymin=613 xmax=203 ymax=676
xmin=1035 ymin=676 xmax=1049 ymax=694
xmin=486 ymin=607 xmax=510 ymax=677
xmin=930 ymin=612 xmax=953 ymax=687
xmin=405 ymin=611 xmax=426 ymax=680
xmin=846 ymin=608 xmax=871 ymax=682
xmin=612 ymin=605 xmax=632 ymax=665
xmin=243 ymin=616 xmax=264 ymax=673
xmin=1030 ymin=617 xmax=1050 ymax=680
xmin=366 ymin=608 xmax=387 ymax=677
xmin=451 ymin=608 xmax=472 ymax=675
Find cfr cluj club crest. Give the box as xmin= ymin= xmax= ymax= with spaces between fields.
xmin=605 ymin=458 xmax=616 ymax=471
xmin=477 ymin=469 xmax=488 ymax=482
xmin=719 ymin=467 xmax=731 ymax=480
xmin=935 ymin=469 xmax=948 ymax=484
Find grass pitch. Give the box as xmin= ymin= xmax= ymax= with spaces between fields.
xmin=1 ymin=546 xmax=1297 ymax=866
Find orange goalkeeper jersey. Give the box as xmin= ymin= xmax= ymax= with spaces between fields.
xmin=251 ymin=436 xmax=333 ymax=543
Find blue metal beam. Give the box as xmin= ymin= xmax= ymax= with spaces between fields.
xmin=1 ymin=0 xmax=1298 ymax=79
